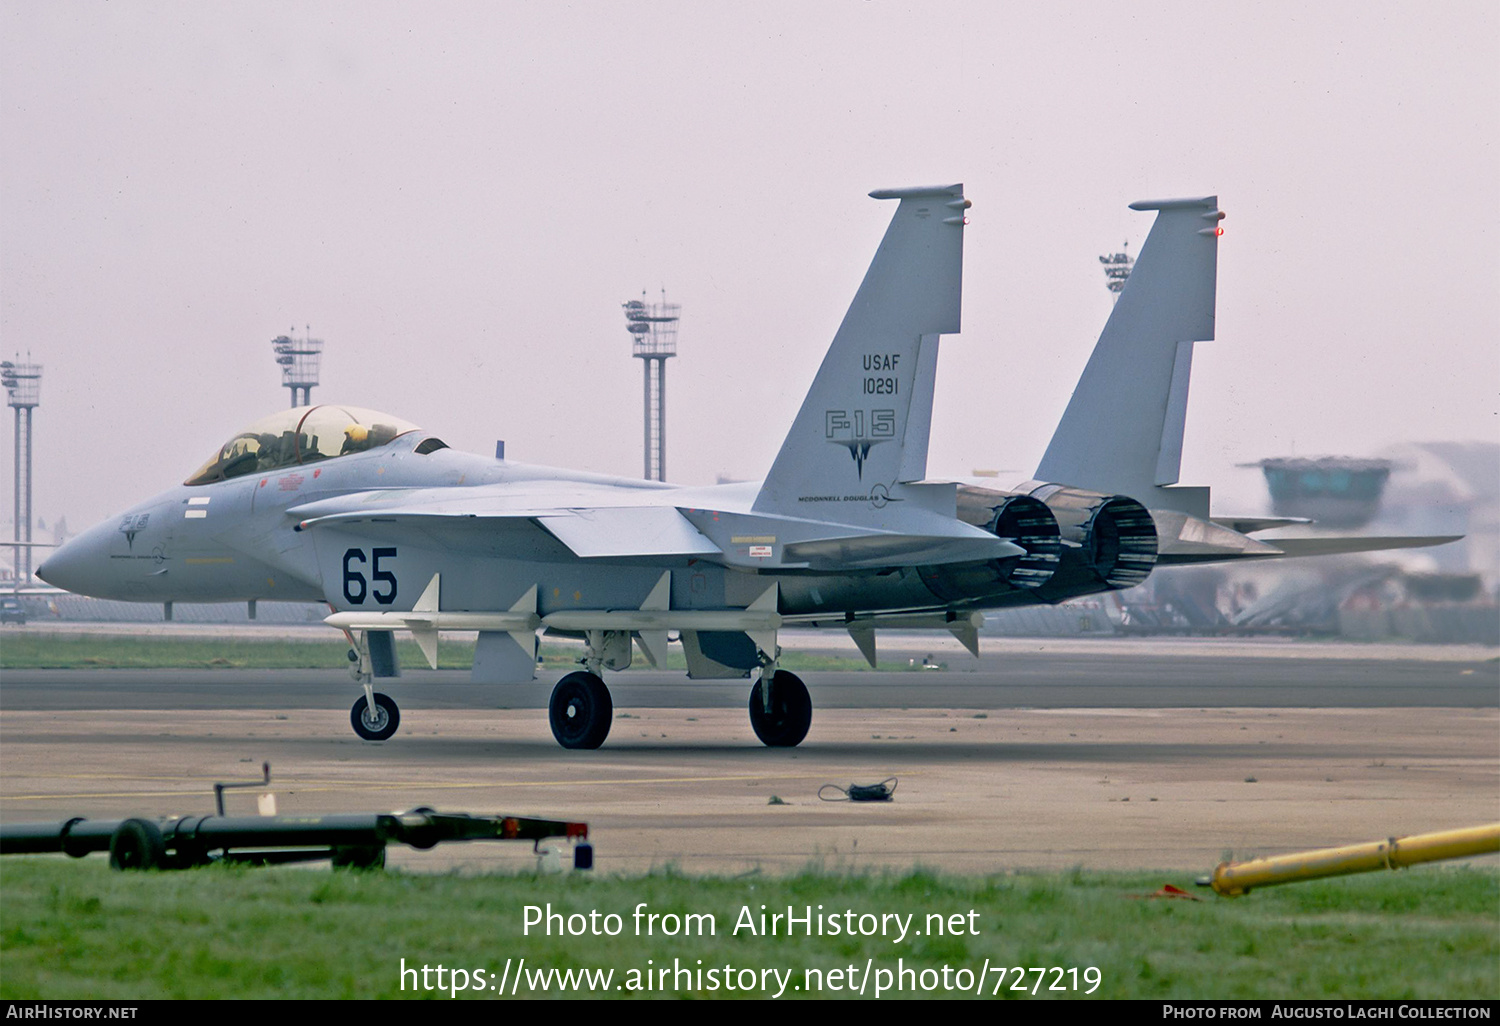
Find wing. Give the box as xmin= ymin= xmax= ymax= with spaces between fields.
xmin=1152 ymin=509 xmax=1460 ymax=565
xmin=288 ymin=483 xmax=1024 ymax=570
xmin=289 ymin=487 xmax=721 ymax=559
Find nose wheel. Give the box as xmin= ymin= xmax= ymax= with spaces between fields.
xmin=748 ymin=670 xmax=812 ymax=747
xmin=549 ymin=671 xmax=613 ymax=749
xmin=350 ymin=692 xmax=400 ymax=741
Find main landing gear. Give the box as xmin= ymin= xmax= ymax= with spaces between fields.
xmin=542 ymin=667 xmax=813 ymax=750
xmin=549 ymin=671 xmax=613 ymax=749
xmin=547 ymin=630 xmax=620 ymax=749
xmin=543 ymin=669 xmax=811 ymax=749
xmin=748 ymin=669 xmax=812 ymax=748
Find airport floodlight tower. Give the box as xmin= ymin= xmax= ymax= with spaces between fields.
xmin=1099 ymin=242 xmax=1133 ymax=303
xmin=272 ymin=328 xmax=324 ymax=407
xmin=623 ymin=292 xmax=680 ymax=482
xmin=1 ymin=359 xmax=40 ymax=587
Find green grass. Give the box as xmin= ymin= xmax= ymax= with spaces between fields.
xmin=0 ymin=633 xmax=883 ymax=673
xmin=1 ymin=860 xmax=1494 ymax=999
xmin=0 ymin=633 xmax=470 ymax=670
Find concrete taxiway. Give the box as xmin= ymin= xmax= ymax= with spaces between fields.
xmin=2 ymin=637 xmax=1496 ymax=876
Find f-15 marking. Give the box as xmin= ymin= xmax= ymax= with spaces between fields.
xmin=825 ymin=409 xmax=896 ymax=479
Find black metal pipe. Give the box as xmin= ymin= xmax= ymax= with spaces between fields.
xmin=2 ymin=809 xmax=590 ymax=869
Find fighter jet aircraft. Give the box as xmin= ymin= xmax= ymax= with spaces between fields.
xmin=37 ymin=186 xmax=1455 ymax=749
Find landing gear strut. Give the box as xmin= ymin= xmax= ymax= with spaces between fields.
xmin=549 ymin=671 xmax=613 ymax=749
xmin=748 ymin=670 xmax=812 ymax=748
xmin=350 ymin=692 xmax=400 ymax=741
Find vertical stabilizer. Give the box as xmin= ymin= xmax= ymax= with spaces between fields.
xmin=1034 ymin=196 xmax=1222 ymax=517
xmin=753 ymin=185 xmax=968 ymax=524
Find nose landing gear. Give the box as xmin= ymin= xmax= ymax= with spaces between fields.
xmin=351 ymin=692 xmax=400 ymax=741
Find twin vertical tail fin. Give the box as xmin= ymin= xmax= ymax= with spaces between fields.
xmin=1034 ymin=196 xmax=1223 ymax=518
xmin=752 ymin=190 xmax=1221 ymax=524
xmin=752 ymin=185 xmax=968 ymax=524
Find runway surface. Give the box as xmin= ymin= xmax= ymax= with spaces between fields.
xmin=5 ymin=635 xmax=1496 ymax=710
xmin=3 ymin=638 xmax=1496 ymax=875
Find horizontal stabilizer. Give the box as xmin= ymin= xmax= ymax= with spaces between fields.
xmin=1152 ymin=510 xmax=1283 ymax=562
xmin=1155 ymin=532 xmax=1462 ymax=566
xmin=1257 ymin=535 xmax=1463 ymax=558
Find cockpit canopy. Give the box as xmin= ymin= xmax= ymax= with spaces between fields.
xmin=185 ymin=406 xmax=419 ymax=485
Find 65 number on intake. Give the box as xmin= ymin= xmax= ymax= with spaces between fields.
xmin=343 ymin=547 xmax=398 ymax=605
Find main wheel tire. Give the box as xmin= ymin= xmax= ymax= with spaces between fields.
xmin=748 ymin=670 xmax=812 ymax=748
xmin=109 ymin=818 xmax=167 ymax=871
xmin=549 ymin=671 xmax=613 ymax=749
xmin=350 ymin=692 xmax=400 ymax=741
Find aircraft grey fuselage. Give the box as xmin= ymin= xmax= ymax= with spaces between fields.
xmin=38 ymin=186 xmax=1456 ymax=749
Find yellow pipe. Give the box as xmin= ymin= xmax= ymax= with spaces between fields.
xmin=1209 ymin=822 xmax=1500 ymax=897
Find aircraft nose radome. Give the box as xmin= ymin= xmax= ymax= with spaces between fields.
xmin=35 ymin=543 xmax=73 ymax=588
xmin=35 ymin=531 xmax=101 ymax=595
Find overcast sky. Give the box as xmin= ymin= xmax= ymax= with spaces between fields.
xmin=3 ymin=1 xmax=1496 ymax=536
